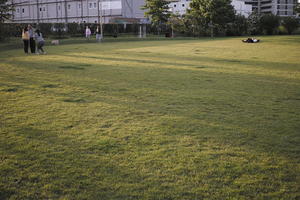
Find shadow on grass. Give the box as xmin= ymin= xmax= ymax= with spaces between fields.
xmin=64 ymin=52 xmax=300 ymax=72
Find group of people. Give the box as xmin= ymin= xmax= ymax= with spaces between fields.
xmin=85 ymin=26 xmax=102 ymax=42
xmin=22 ymin=25 xmax=46 ymax=55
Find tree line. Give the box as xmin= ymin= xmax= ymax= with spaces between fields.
xmin=143 ymin=0 xmax=300 ymax=36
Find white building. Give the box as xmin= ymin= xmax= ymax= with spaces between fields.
xmin=9 ymin=0 xmax=146 ymax=23
xmin=168 ymin=0 xmax=297 ymax=17
xmin=244 ymin=0 xmax=298 ymax=17
xmin=168 ymin=0 xmax=191 ymax=16
xmin=168 ymin=0 xmax=252 ymax=17
xmin=7 ymin=0 xmax=298 ymax=24
xmin=232 ymin=0 xmax=252 ymax=17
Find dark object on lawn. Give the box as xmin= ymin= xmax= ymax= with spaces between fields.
xmin=242 ymin=38 xmax=260 ymax=43
xmin=165 ymin=32 xmax=172 ymax=37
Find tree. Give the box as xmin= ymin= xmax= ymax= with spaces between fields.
xmin=0 ymin=0 xmax=14 ymax=23
xmin=167 ymin=13 xmax=185 ymax=37
xmin=295 ymin=2 xmax=300 ymax=15
xmin=281 ymin=17 xmax=299 ymax=35
xmin=142 ymin=0 xmax=171 ymax=34
xmin=260 ymin=14 xmax=280 ymax=35
xmin=226 ymin=14 xmax=248 ymax=36
xmin=187 ymin=0 xmax=235 ymax=37
xmin=247 ymin=12 xmax=261 ymax=35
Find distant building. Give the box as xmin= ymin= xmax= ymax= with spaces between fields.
xmin=244 ymin=0 xmax=298 ymax=17
xmin=168 ymin=0 xmax=191 ymax=16
xmin=232 ymin=0 xmax=252 ymax=17
xmin=168 ymin=0 xmax=252 ymax=17
xmin=8 ymin=0 xmax=146 ymax=24
xmin=7 ymin=0 xmax=299 ymax=24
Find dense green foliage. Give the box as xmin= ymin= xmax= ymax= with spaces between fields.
xmin=281 ymin=17 xmax=299 ymax=35
xmin=0 ymin=36 xmax=300 ymax=199
xmin=188 ymin=0 xmax=235 ymax=36
xmin=226 ymin=14 xmax=248 ymax=36
xmin=0 ymin=0 xmax=13 ymax=23
xmin=295 ymin=2 xmax=300 ymax=14
xmin=259 ymin=14 xmax=280 ymax=35
xmin=247 ymin=12 xmax=262 ymax=35
xmin=143 ymin=0 xmax=171 ymax=34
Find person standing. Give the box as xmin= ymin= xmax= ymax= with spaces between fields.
xmin=28 ymin=24 xmax=36 ymax=53
xmin=85 ymin=26 xmax=91 ymax=40
xmin=22 ymin=27 xmax=29 ymax=54
xmin=95 ymin=26 xmax=101 ymax=42
xmin=35 ymin=29 xmax=46 ymax=54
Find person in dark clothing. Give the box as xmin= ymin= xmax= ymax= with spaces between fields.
xmin=22 ymin=27 xmax=29 ymax=54
xmin=242 ymin=38 xmax=260 ymax=43
xmin=28 ymin=24 xmax=36 ymax=53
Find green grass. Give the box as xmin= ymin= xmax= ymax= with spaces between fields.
xmin=0 ymin=35 xmax=300 ymax=199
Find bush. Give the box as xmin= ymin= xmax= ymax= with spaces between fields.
xmin=0 ymin=23 xmax=24 ymax=40
xmin=278 ymin=25 xmax=288 ymax=35
xmin=68 ymin=23 xmax=80 ymax=36
xmin=37 ymin=23 xmax=52 ymax=37
xmin=260 ymin=14 xmax=280 ymax=35
xmin=53 ymin=23 xmax=67 ymax=39
xmin=247 ymin=12 xmax=262 ymax=35
xmin=281 ymin=17 xmax=299 ymax=35
xmin=226 ymin=14 xmax=248 ymax=36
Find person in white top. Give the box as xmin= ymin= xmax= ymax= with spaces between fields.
xmin=85 ymin=26 xmax=91 ymax=40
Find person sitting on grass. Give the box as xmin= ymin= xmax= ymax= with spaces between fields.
xmin=35 ymin=29 xmax=46 ymax=54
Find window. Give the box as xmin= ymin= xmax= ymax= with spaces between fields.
xmin=22 ymin=8 xmax=25 ymax=13
xmin=43 ymin=7 xmax=46 ymax=11
xmin=78 ymin=4 xmax=81 ymax=9
xmin=174 ymin=4 xmax=176 ymax=7
xmin=58 ymin=5 xmax=60 ymax=10
xmin=68 ymin=4 xmax=71 ymax=9
xmin=89 ymin=3 xmax=93 ymax=9
xmin=94 ymin=2 xmax=97 ymax=8
xmin=40 ymin=7 xmax=42 ymax=11
xmin=182 ymin=4 xmax=185 ymax=7
xmin=17 ymin=8 xmax=19 ymax=13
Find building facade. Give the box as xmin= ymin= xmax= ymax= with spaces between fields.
xmin=232 ymin=0 xmax=252 ymax=17
xmin=168 ymin=0 xmax=253 ymax=17
xmin=9 ymin=0 xmax=146 ymax=23
xmin=245 ymin=0 xmax=298 ymax=17
xmin=7 ymin=0 xmax=299 ymax=24
xmin=168 ymin=0 xmax=298 ymax=17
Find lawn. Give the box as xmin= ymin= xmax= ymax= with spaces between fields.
xmin=0 ymin=35 xmax=300 ymax=199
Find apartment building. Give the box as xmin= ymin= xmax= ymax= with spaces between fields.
xmin=9 ymin=0 xmax=146 ymax=23
xmin=168 ymin=0 xmax=253 ymax=17
xmin=7 ymin=0 xmax=298 ymax=24
xmin=245 ymin=0 xmax=298 ymax=16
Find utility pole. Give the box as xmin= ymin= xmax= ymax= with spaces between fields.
xmin=37 ymin=0 xmax=40 ymax=24
xmin=99 ymin=0 xmax=103 ymax=40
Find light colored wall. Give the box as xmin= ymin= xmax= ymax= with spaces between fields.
xmin=232 ymin=0 xmax=252 ymax=17
xmin=8 ymin=0 xmax=146 ymax=23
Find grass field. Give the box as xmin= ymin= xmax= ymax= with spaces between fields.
xmin=0 ymin=36 xmax=300 ymax=199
